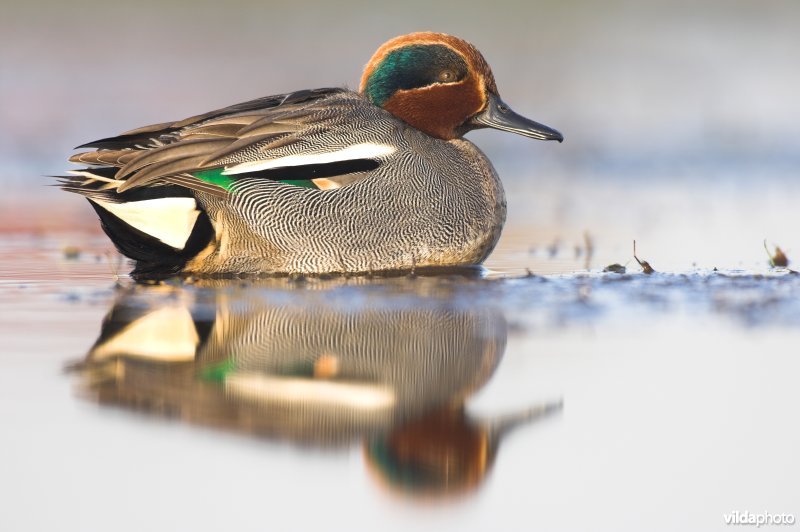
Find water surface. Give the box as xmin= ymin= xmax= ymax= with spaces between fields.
xmin=2 ymin=234 xmax=798 ymax=532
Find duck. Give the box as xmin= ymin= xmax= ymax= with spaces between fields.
xmin=62 ymin=32 xmax=563 ymax=277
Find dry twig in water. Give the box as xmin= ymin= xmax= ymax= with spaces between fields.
xmin=583 ymin=231 xmax=594 ymax=270
xmin=633 ymin=240 xmax=655 ymax=274
xmin=105 ymin=251 xmax=124 ymax=288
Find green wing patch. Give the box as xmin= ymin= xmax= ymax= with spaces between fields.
xmin=193 ymin=168 xmax=320 ymax=191
xmin=193 ymin=168 xmax=235 ymax=191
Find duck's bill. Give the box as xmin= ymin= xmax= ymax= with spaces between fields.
xmin=470 ymin=94 xmax=564 ymax=142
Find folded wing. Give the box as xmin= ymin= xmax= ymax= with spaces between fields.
xmin=67 ymin=88 xmax=394 ymax=196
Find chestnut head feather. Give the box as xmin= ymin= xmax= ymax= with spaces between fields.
xmin=360 ymin=32 xmax=496 ymax=140
xmin=360 ymin=32 xmax=563 ymax=143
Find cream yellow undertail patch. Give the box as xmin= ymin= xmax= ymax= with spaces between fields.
xmin=91 ymin=197 xmax=200 ymax=250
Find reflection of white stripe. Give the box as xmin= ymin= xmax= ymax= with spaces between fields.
xmin=91 ymin=197 xmax=200 ymax=250
xmin=225 ymin=372 xmax=396 ymax=411
xmin=222 ymin=143 xmax=395 ymax=175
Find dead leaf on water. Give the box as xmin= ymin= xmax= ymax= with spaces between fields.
xmin=603 ymin=263 xmax=626 ymax=274
xmin=62 ymin=246 xmax=81 ymax=260
xmin=764 ymin=240 xmax=789 ymax=267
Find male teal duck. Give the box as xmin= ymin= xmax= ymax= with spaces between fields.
xmin=63 ymin=32 xmax=563 ymax=277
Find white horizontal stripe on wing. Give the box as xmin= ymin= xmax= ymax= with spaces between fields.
xmin=221 ymin=143 xmax=395 ymax=175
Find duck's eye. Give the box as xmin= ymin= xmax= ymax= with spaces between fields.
xmin=438 ymin=69 xmax=456 ymax=83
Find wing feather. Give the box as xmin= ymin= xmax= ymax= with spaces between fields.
xmin=67 ymin=87 xmax=390 ymax=197
xmin=197 ymin=133 xmax=297 ymax=167
xmin=117 ymin=138 xmax=232 ymax=179
xmin=117 ymin=154 xmax=212 ymax=192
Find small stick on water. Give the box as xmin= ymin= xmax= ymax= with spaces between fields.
xmin=547 ymin=239 xmax=560 ymax=258
xmin=583 ymin=230 xmax=594 ymax=271
xmin=763 ymin=239 xmax=789 ymax=268
xmin=105 ymin=251 xmax=123 ymax=288
xmin=633 ymin=240 xmax=655 ymax=274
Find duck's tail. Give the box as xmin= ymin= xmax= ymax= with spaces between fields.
xmin=58 ymin=168 xmax=214 ymax=277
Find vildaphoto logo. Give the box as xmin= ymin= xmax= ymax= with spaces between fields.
xmin=724 ymin=511 xmax=796 ymax=527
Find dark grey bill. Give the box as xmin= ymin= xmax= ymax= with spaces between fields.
xmin=470 ymin=94 xmax=563 ymax=142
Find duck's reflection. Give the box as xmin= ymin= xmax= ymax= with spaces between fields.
xmin=75 ymin=279 xmax=560 ymax=497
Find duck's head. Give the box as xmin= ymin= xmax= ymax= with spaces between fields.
xmin=360 ymin=32 xmax=563 ymax=142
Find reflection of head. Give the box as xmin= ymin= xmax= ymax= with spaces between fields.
xmin=365 ymin=408 xmax=491 ymax=497
xmin=363 ymin=401 xmax=561 ymax=499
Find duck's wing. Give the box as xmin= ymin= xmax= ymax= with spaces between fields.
xmin=65 ymin=87 xmax=395 ymax=197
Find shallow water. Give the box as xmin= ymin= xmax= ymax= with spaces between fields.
xmin=2 ymin=233 xmax=799 ymax=532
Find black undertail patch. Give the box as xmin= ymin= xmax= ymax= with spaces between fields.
xmin=90 ymin=200 xmax=214 ymax=278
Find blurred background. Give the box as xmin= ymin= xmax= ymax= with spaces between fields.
xmin=3 ymin=3 xmax=800 ymax=531
xmin=2 ymin=0 xmax=799 ymax=269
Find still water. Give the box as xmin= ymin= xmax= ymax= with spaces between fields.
xmin=1 ymin=231 xmax=799 ymax=532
